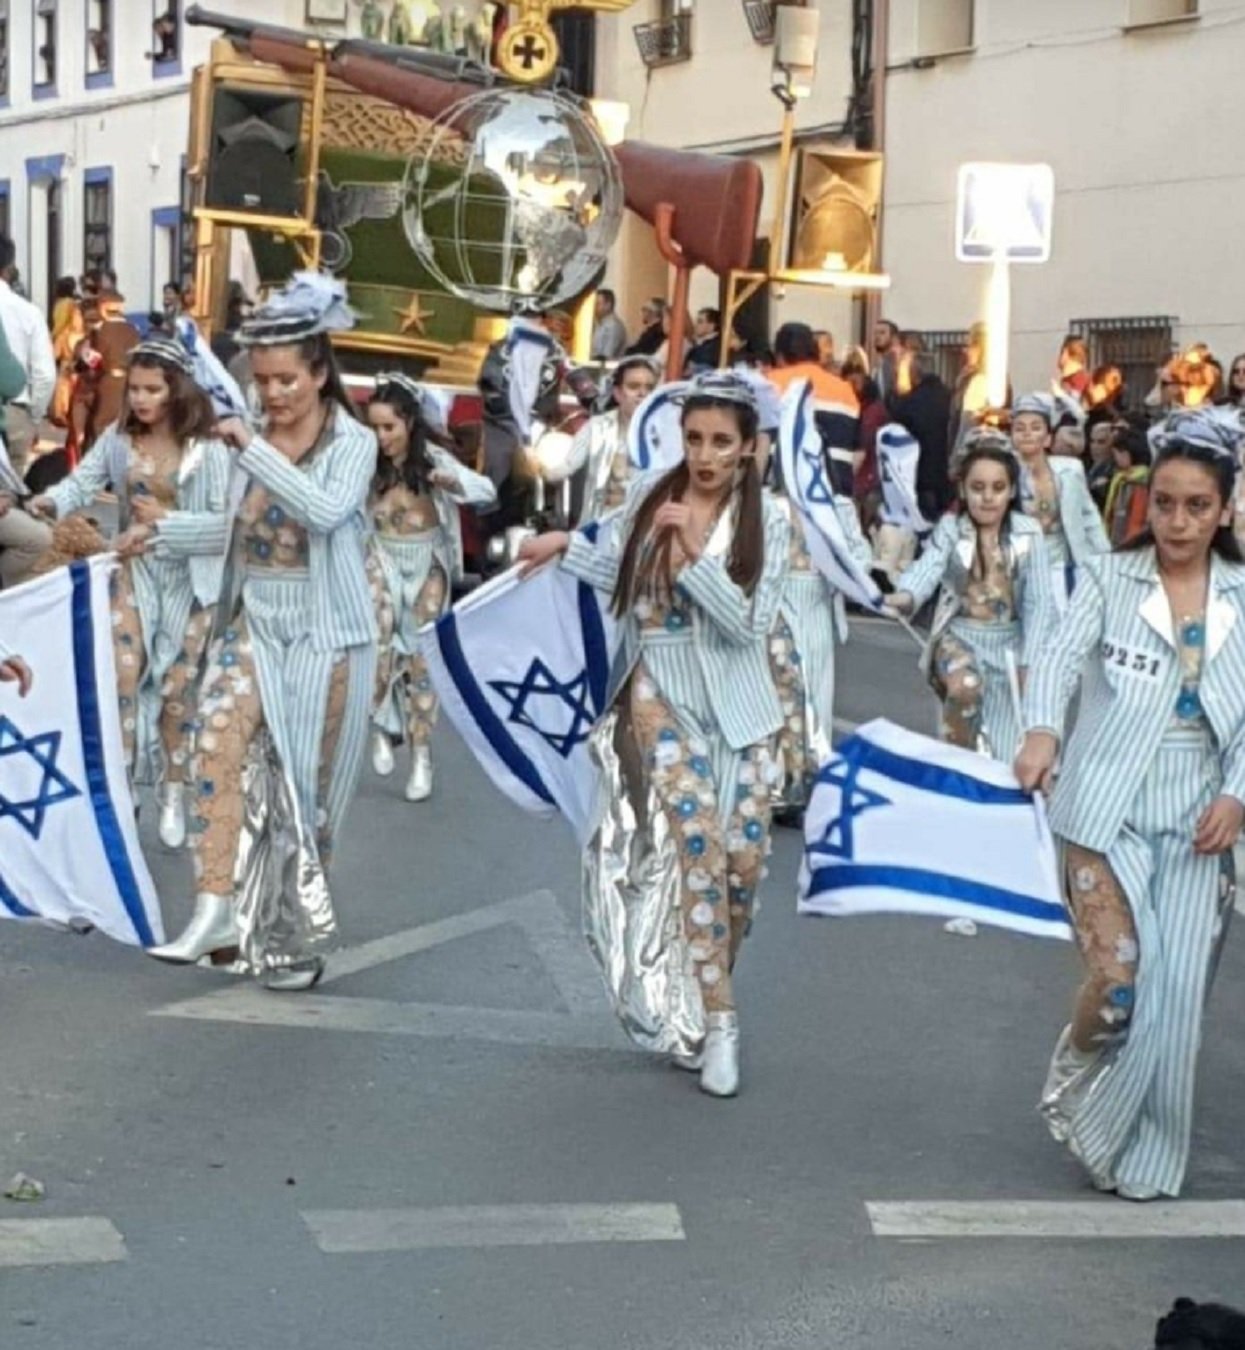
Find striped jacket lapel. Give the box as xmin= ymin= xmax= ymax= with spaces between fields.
xmin=1120 ymin=549 xmax=1175 ymax=650
xmin=1206 ymin=554 xmax=1245 ymax=662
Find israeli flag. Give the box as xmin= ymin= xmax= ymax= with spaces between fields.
xmin=0 ymin=559 xmax=163 ymax=947
xmin=877 ymin=422 xmax=934 ymax=536
xmin=799 ymin=718 xmax=1070 ymax=940
xmin=628 ymin=383 xmax=689 ymax=476
xmin=173 ymin=316 xmax=249 ymax=420
xmin=779 ymin=380 xmax=885 ymax=613
xmin=421 ymin=554 xmax=617 ymax=841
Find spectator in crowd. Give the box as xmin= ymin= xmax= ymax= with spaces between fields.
xmin=1228 ymin=352 xmax=1245 ymax=408
xmin=625 ymin=297 xmax=666 ymax=357
xmin=1055 ymin=334 xmax=1091 ymax=404
xmin=888 ymin=347 xmax=953 ymax=522
xmin=768 ymin=321 xmax=859 ymax=495
xmin=684 ymin=307 xmax=722 ymax=375
xmin=590 ymin=287 xmax=628 ymax=361
xmin=872 ymin=317 xmax=901 ymax=399
xmin=840 ymin=344 xmax=886 ymax=533
xmin=655 ymin=307 xmax=692 ymax=374
xmin=1085 ymin=415 xmax=1118 ymax=510
xmin=49 ymin=277 xmax=83 ymax=431
xmin=813 ymin=329 xmax=836 ymax=372
xmin=0 ymin=235 xmax=56 ymax=479
xmin=161 ymin=280 xmax=185 ymax=325
xmin=947 ymin=321 xmax=995 ymax=464
xmin=210 ymin=281 xmax=253 ymax=367
xmin=1103 ymin=421 xmax=1151 ymax=546
xmin=0 ymin=314 xmax=52 ymax=588
xmin=1086 ymin=362 xmax=1126 ymax=416
xmin=70 ymin=291 xmax=139 ymax=452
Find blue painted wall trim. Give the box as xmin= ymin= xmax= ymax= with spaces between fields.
xmin=26 ymin=155 xmax=66 ymax=184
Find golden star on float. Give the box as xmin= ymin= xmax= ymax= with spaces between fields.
xmin=393 ymin=294 xmax=436 ymax=336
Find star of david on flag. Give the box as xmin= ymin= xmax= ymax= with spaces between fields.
xmin=0 ymin=717 xmax=80 ymax=839
xmin=778 ymin=380 xmax=885 ymax=613
xmin=489 ymin=659 xmax=598 ymax=760
xmin=799 ymin=719 xmax=1070 ymax=940
xmin=0 ymin=559 xmax=162 ymax=946
xmin=421 ymin=551 xmax=619 ymax=841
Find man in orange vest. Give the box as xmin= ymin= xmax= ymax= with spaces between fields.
xmin=768 ymin=322 xmax=860 ymax=495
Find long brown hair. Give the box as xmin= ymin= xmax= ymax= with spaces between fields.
xmin=122 ymin=357 xmax=217 ymax=443
xmin=611 ymin=395 xmax=764 ymax=618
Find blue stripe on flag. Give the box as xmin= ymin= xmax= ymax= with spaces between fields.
xmin=577 ymin=580 xmax=609 ymax=715
xmin=807 ymin=863 xmax=1068 ymax=926
xmin=69 ymin=561 xmax=154 ymax=946
xmin=0 ymin=870 xmax=35 ymax=917
xmin=824 ymin=733 xmax=1032 ymax=807
xmin=435 ymin=609 xmax=557 ymax=808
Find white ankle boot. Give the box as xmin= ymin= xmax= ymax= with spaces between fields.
xmin=157 ymin=782 xmax=186 ymax=849
xmin=372 ymin=732 xmax=395 ymax=777
xmin=699 ymin=1011 xmax=740 ymax=1097
xmin=405 ymin=746 xmax=433 ymax=802
xmin=148 ymin=893 xmax=238 ymax=964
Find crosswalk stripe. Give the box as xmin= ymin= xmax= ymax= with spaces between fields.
xmin=867 ymin=1199 xmax=1245 ymax=1239
xmin=0 ymin=1218 xmax=127 ymax=1268
xmin=301 ymin=1203 xmax=686 ymax=1253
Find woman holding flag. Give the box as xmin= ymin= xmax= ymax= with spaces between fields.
xmin=516 ymin=372 xmax=789 ymax=1097
xmin=885 ymin=428 xmax=1056 ymax=760
xmin=366 ymin=373 xmax=495 ymax=802
xmin=566 ymin=354 xmax=660 ymax=525
xmin=149 ymin=273 xmax=377 ymax=991
xmin=1016 ymin=407 xmax=1245 ymax=1200
xmin=30 ymin=337 xmax=232 ymax=849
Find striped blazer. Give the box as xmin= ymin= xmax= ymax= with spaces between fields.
xmin=232 ymin=406 xmax=378 ymax=651
xmin=563 ymin=475 xmax=791 ymax=750
xmin=1025 ymin=547 xmax=1245 ymax=851
xmin=1047 ymin=456 xmax=1110 ymax=564
xmin=47 ymin=423 xmax=231 ymax=607
xmin=898 ymin=511 xmax=1056 ymax=670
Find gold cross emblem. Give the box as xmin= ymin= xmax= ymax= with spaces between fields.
xmin=496 ymin=0 xmax=639 ymax=84
xmin=393 ymin=294 xmax=436 ymax=336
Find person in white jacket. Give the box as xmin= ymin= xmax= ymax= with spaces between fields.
xmin=1011 ymin=391 xmax=1109 ymax=606
xmin=366 ymin=373 xmax=496 ymax=801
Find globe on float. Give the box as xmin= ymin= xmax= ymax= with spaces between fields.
xmin=403 ymin=87 xmax=623 ymax=315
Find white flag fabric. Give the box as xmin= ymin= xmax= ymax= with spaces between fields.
xmin=0 ymin=558 xmax=163 ymax=946
xmin=420 ymin=551 xmax=618 ymax=841
xmin=173 ymin=316 xmax=249 ymax=420
xmin=779 ymin=379 xmax=886 ymax=613
xmin=799 ymin=718 xmax=1070 ymax=940
xmin=628 ymin=383 xmax=689 ymax=476
xmin=876 ymin=421 xmax=933 ymax=536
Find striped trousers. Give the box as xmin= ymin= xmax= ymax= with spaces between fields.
xmin=1048 ymin=726 xmax=1233 ymax=1196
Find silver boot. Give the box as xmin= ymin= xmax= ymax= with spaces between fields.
xmin=699 ymin=1011 xmax=740 ymax=1098
xmin=372 ymin=731 xmax=395 ymax=777
xmin=405 ymin=746 xmax=433 ymax=802
xmin=157 ymin=782 xmax=186 ymax=850
xmin=148 ymin=893 xmax=238 ymax=964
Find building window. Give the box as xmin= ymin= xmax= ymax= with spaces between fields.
xmin=634 ymin=0 xmax=693 ymax=68
xmin=550 ymin=10 xmax=594 ymax=96
xmin=915 ymin=0 xmax=974 ymax=58
xmin=152 ymin=0 xmax=180 ymax=75
xmin=0 ymin=2 xmax=10 ymax=103
xmin=1069 ymin=315 xmax=1176 ymax=412
xmin=84 ymin=169 xmax=113 ymax=276
xmin=904 ymin=329 xmax=969 ymax=390
xmin=0 ymin=182 xmax=10 ymax=239
xmin=1126 ymin=0 xmax=1197 ymax=27
xmin=34 ymin=0 xmax=57 ymax=94
xmin=86 ymin=0 xmax=110 ymax=83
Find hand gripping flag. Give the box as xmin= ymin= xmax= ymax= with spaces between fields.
xmin=420 ymin=551 xmax=618 ymax=841
xmin=779 ymin=380 xmax=886 ymax=613
xmin=0 ymin=559 xmax=163 ymax=946
xmin=799 ymin=718 xmax=1070 ymax=940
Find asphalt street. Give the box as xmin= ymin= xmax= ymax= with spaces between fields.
xmin=2 ymin=617 xmax=1243 ymax=1350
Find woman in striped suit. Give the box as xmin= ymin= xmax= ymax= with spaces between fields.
xmin=31 ymin=338 xmax=231 ymax=849
xmin=517 ymin=373 xmax=790 ymax=1097
xmin=886 ymin=431 xmax=1056 ymax=761
xmin=149 ymin=275 xmax=378 ymax=992
xmin=1016 ymin=408 xmax=1245 ymax=1199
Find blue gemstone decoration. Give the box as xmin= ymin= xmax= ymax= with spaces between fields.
xmin=686 ymin=835 xmax=706 ymax=857
xmin=690 ymin=755 xmax=710 ymax=777
xmin=1176 ymin=687 xmax=1202 ymax=719
xmin=712 ymin=923 xmax=728 ymax=940
xmin=1110 ymin=985 xmax=1135 ymax=1008
xmin=743 ymin=819 xmax=764 ymax=842
xmin=265 ymin=504 xmax=285 ymax=527
xmin=200 ymin=780 xmax=215 ymax=796
xmin=220 ymin=652 xmax=238 ymax=668
xmin=677 ymin=795 xmax=698 ymax=819
xmin=223 ymin=628 xmax=238 ymax=643
xmin=665 ymin=611 xmax=686 ymax=631
xmin=252 ymin=540 xmax=272 ymax=560
xmin=1181 ymin=620 xmax=1206 ymax=646
xmin=658 ymin=728 xmax=678 ymax=742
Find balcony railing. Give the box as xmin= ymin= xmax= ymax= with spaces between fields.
xmin=633 ymin=12 xmax=692 ymax=68
xmin=742 ymin=0 xmax=776 ymax=43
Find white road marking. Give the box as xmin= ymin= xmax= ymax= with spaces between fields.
xmin=0 ymin=1218 xmax=127 ymax=1268
xmin=302 ymin=1203 xmax=686 ymax=1253
xmin=154 ymin=985 xmax=637 ymax=1051
xmin=867 ymin=1199 xmax=1245 ymax=1239
xmin=151 ymin=890 xmax=634 ymax=1051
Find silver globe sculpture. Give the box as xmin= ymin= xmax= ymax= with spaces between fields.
xmin=403 ymin=87 xmax=624 ymax=315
